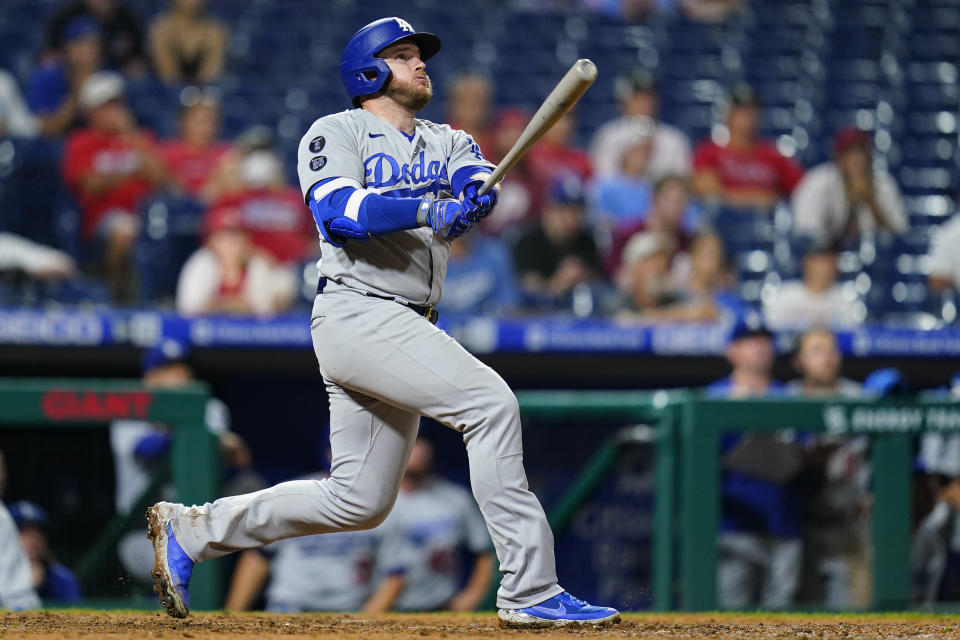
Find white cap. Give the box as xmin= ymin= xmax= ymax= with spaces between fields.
xmin=622 ymin=231 xmax=670 ymax=265
xmin=79 ymin=71 xmax=125 ymax=110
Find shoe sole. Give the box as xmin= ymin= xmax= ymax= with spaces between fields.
xmin=497 ymin=610 xmax=621 ymax=628
xmin=146 ymin=503 xmax=189 ymax=619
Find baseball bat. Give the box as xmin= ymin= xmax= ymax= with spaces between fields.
xmin=478 ymin=59 xmax=598 ymax=196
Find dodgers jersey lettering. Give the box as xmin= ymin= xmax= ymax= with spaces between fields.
xmin=297 ymin=108 xmax=494 ymax=306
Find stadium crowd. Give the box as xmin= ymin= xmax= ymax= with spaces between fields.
xmin=0 ymin=0 xmax=955 ymax=332
xmin=2 ymin=0 xmax=960 ymax=616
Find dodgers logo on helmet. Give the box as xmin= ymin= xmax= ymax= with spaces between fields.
xmin=394 ymin=18 xmax=414 ymax=33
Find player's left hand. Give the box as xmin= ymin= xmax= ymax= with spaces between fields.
xmin=461 ymin=181 xmax=499 ymax=222
xmin=426 ymin=198 xmax=475 ymax=239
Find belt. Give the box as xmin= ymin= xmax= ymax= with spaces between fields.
xmin=317 ymin=277 xmax=439 ymax=325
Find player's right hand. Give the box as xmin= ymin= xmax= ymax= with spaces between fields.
xmin=424 ymin=198 xmax=474 ymax=239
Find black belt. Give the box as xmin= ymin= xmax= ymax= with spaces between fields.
xmin=317 ymin=277 xmax=439 ymax=325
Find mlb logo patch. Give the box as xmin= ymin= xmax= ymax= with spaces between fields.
xmin=310 ymin=156 xmax=327 ymax=171
xmin=309 ymin=136 xmax=325 ymax=153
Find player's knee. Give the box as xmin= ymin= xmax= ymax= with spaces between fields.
xmin=348 ymin=493 xmax=395 ymax=530
xmin=329 ymin=479 xmax=396 ymax=530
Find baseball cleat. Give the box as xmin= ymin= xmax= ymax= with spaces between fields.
xmin=146 ymin=502 xmax=194 ymax=619
xmin=497 ymin=591 xmax=621 ymax=628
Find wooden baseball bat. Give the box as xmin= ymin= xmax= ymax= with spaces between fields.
xmin=478 ymin=59 xmax=598 ymax=195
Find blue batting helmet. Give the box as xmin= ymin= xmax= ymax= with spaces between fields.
xmin=340 ymin=17 xmax=441 ymax=107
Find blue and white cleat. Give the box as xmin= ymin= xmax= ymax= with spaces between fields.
xmin=498 ymin=591 xmax=621 ymax=628
xmin=146 ymin=502 xmax=194 ymax=619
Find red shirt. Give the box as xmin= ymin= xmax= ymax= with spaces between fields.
xmin=527 ymin=140 xmax=592 ymax=187
xmin=63 ymin=128 xmax=157 ymax=238
xmin=693 ymin=139 xmax=803 ymax=198
xmin=161 ymin=140 xmax=230 ymax=199
xmin=211 ymin=187 xmax=315 ymax=263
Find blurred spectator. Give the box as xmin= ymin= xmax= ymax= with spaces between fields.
xmin=616 ymin=231 xmax=745 ymax=323
xmin=681 ymin=0 xmax=744 ymax=22
xmin=160 ymin=88 xmax=230 ymax=202
xmin=605 ymin=175 xmax=692 ymax=275
xmin=528 ymin=110 xmax=591 ymax=186
xmin=46 ymin=0 xmax=147 ymax=75
xmin=788 ymin=330 xmax=867 ymax=608
xmin=111 ymin=336 xmax=261 ymax=582
xmin=708 ymin=320 xmax=804 ymax=610
xmin=63 ymin=71 xmax=166 ymax=302
xmin=927 ymin=213 xmax=960 ymax=295
xmin=693 ymin=85 xmax=803 ymax=211
xmin=150 ymin=0 xmax=228 ymax=86
xmin=613 ymin=231 xmax=678 ymax=318
xmin=176 ymin=205 xmax=297 ymax=316
xmin=590 ymin=69 xmax=691 ymax=181
xmin=364 ymin=439 xmax=493 ymax=613
xmin=0 ymin=71 xmax=39 ymax=138
xmin=7 ymin=501 xmax=81 ymax=604
xmin=590 ymin=132 xmax=654 ymax=234
xmin=788 ymin=328 xmax=860 ymax=397
xmin=512 ymin=175 xmax=602 ymax=309
xmin=0 ymin=502 xmax=40 ymax=611
xmin=28 ymin=16 xmax=102 ymax=137
xmin=480 ymin=107 xmax=542 ymax=235
xmin=764 ymin=242 xmax=860 ymax=331
xmin=792 ymin=127 xmax=907 ymax=245
xmin=208 ymin=133 xmax=315 ymax=264
xmin=437 ymin=235 xmax=519 ymax=315
xmin=445 ymin=73 xmax=493 ymax=158
xmin=0 ymin=234 xmax=77 ymax=280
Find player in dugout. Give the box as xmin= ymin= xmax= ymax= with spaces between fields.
xmin=146 ymin=16 xmax=620 ymax=628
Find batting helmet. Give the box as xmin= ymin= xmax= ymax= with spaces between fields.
xmin=340 ymin=17 xmax=441 ymax=107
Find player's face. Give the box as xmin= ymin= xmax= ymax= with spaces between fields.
xmin=380 ymin=42 xmax=432 ymax=111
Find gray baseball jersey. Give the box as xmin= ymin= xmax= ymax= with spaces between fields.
xmin=264 ymin=528 xmax=383 ymax=612
xmin=378 ymin=478 xmax=491 ymax=611
xmin=296 ymin=108 xmax=494 ymax=305
xmin=0 ymin=503 xmax=40 ymax=610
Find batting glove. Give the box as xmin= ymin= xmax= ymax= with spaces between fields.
xmin=461 ymin=181 xmax=499 ymax=222
xmin=418 ymin=194 xmax=475 ymax=239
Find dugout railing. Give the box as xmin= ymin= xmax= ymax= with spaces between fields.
xmin=0 ymin=378 xmax=220 ymax=610
xmin=513 ymin=391 xmax=960 ymax=612
xmin=4 ymin=381 xmax=957 ymax=612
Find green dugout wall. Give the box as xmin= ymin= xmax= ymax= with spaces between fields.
xmin=0 ymin=379 xmax=220 ymax=610
xmin=515 ymin=391 xmax=960 ymax=612
xmin=2 ymin=379 xmax=957 ymax=612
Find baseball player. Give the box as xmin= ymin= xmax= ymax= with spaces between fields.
xmin=224 ymin=473 xmax=387 ymax=613
xmin=364 ymin=438 xmax=493 ymax=613
xmin=147 ymin=17 xmax=620 ymax=627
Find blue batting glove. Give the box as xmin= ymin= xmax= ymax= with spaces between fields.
xmin=421 ymin=196 xmax=475 ymax=239
xmin=461 ymin=181 xmax=499 ymax=222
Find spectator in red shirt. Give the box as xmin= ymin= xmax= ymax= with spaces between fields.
xmin=208 ymin=143 xmax=315 ymax=264
xmin=479 ymin=107 xmax=543 ymax=236
xmin=63 ymin=71 xmax=165 ymax=301
xmin=606 ymin=175 xmax=692 ymax=276
xmin=528 ymin=110 xmax=592 ymax=187
xmin=693 ymin=85 xmax=804 ymax=212
xmin=445 ymin=73 xmax=494 ymax=159
xmin=160 ymin=89 xmax=230 ymax=203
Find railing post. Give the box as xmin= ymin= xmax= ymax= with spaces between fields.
xmin=172 ymin=417 xmax=220 ymax=611
xmin=653 ymin=404 xmax=677 ymax=611
xmin=679 ymin=399 xmax=719 ymax=611
xmin=871 ymin=431 xmax=912 ymax=610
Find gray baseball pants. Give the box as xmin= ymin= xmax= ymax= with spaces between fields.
xmin=170 ymin=285 xmax=562 ymax=609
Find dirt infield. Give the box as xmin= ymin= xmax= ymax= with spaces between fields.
xmin=2 ymin=611 xmax=960 ymax=640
